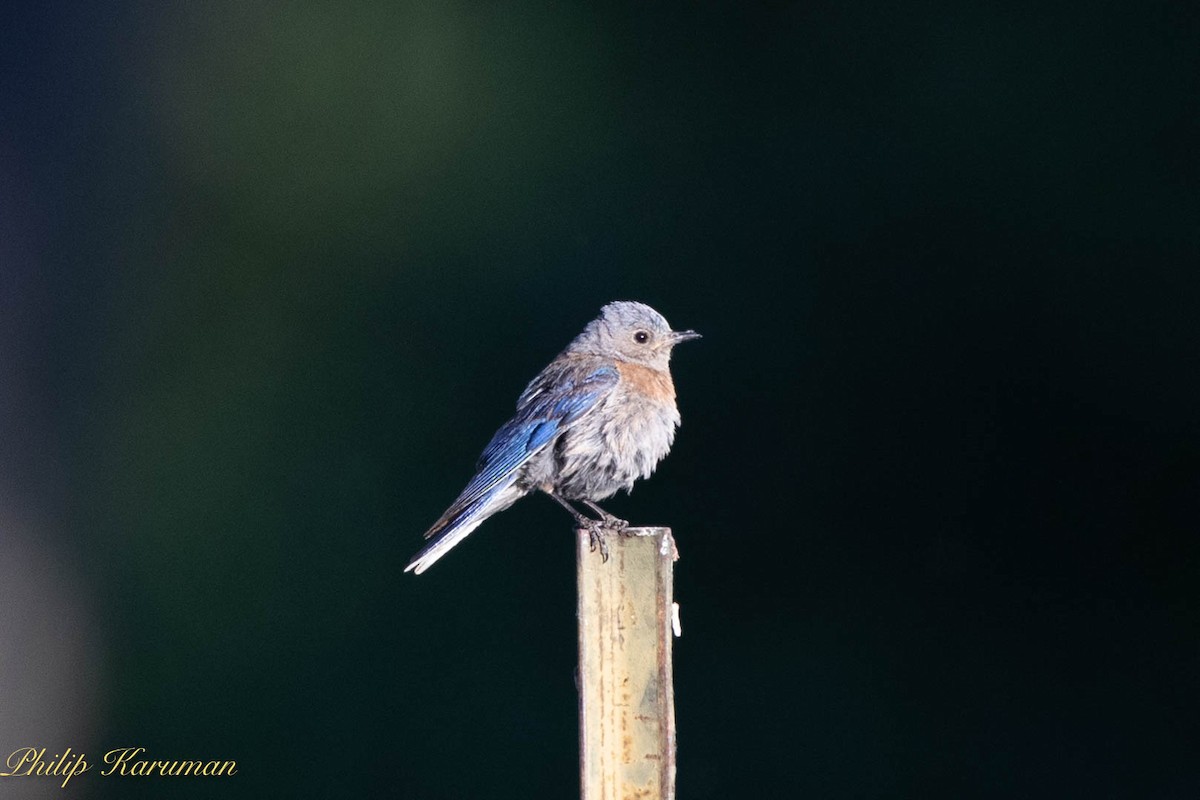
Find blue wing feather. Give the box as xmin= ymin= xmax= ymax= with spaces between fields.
xmin=421 ymin=361 xmax=617 ymax=540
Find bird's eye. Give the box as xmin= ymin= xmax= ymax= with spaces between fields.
xmin=634 ymin=330 xmax=650 ymax=344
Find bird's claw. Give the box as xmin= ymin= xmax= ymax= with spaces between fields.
xmin=580 ymin=500 xmax=628 ymax=533
xmin=599 ymin=513 xmax=629 ymax=532
xmin=566 ymin=498 xmax=627 ymax=563
xmin=586 ymin=523 xmax=611 ymax=562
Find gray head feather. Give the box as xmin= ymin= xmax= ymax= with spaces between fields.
xmin=566 ymin=301 xmax=700 ymax=369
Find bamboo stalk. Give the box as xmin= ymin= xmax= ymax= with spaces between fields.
xmin=577 ymin=526 xmax=677 ymax=800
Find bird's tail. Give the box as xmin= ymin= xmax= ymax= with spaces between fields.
xmin=404 ymin=484 xmax=523 ymax=575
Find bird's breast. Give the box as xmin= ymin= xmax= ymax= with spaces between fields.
xmin=613 ymin=361 xmax=676 ymax=403
xmin=547 ymin=360 xmax=681 ymax=500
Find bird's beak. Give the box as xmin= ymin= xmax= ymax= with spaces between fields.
xmin=670 ymin=330 xmax=702 ymax=344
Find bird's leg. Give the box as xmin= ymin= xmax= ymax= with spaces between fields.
xmin=546 ymin=490 xmax=593 ymax=527
xmin=545 ymin=491 xmax=610 ymax=562
xmin=580 ymin=500 xmax=629 ymax=532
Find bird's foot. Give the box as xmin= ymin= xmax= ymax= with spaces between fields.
xmin=581 ymin=500 xmax=628 ymax=533
xmin=583 ymin=521 xmax=610 ymax=562
xmin=545 ymin=492 xmax=618 ymax=561
xmin=599 ymin=513 xmax=629 ymax=532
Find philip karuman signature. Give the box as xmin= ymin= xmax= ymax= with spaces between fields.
xmin=1 ymin=746 xmax=237 ymax=788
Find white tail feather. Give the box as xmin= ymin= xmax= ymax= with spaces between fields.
xmin=404 ymin=517 xmax=486 ymax=574
xmin=405 ymin=484 xmax=525 ymax=574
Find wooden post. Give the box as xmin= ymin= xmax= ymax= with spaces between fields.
xmin=577 ymin=526 xmax=678 ymax=800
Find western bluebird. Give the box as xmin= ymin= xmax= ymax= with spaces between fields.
xmin=405 ymin=301 xmax=700 ymax=574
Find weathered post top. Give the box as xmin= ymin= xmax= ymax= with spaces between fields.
xmin=576 ymin=526 xmax=678 ymax=800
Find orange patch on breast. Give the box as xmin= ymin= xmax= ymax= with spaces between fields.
xmin=615 ymin=361 xmax=676 ymax=402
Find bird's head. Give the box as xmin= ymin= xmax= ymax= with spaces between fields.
xmin=568 ymin=301 xmax=700 ymax=369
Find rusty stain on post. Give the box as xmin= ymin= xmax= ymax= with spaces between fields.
xmin=577 ymin=526 xmax=677 ymax=800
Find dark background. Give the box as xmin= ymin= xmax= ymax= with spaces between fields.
xmin=2 ymin=2 xmax=1197 ymax=798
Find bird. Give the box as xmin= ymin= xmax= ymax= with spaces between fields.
xmin=405 ymin=301 xmax=700 ymax=574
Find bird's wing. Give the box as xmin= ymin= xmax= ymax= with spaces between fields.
xmin=421 ymin=361 xmax=618 ymax=540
